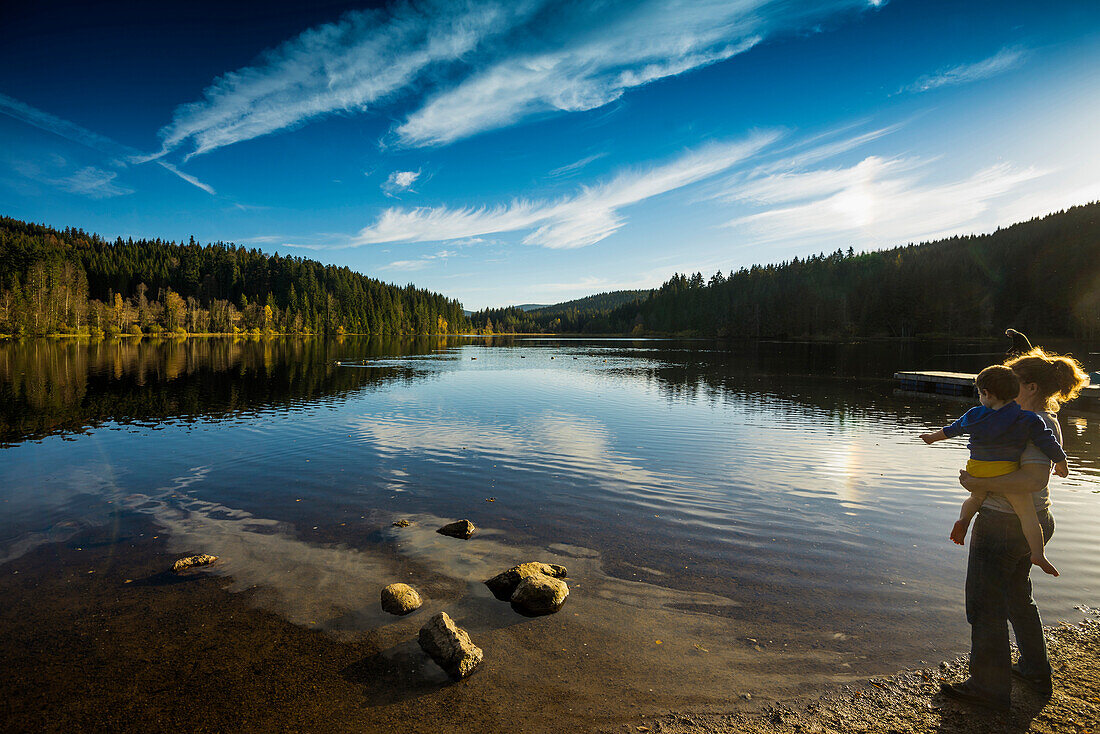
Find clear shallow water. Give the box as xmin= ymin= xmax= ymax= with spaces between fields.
xmin=1 ymin=336 xmax=1098 ymax=672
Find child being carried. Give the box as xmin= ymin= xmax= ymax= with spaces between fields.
xmin=920 ymin=365 xmax=1068 ymax=576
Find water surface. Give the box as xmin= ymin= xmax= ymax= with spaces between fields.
xmin=2 ymin=336 xmax=1097 ymax=729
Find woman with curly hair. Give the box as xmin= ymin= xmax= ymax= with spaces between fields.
xmin=940 ymin=348 xmax=1089 ymax=711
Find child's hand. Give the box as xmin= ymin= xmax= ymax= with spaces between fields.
xmin=1053 ymin=461 xmax=1069 ymax=478
xmin=920 ymin=433 xmax=937 ymax=444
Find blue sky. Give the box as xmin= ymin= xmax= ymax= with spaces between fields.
xmin=2 ymin=0 xmax=1099 ymax=309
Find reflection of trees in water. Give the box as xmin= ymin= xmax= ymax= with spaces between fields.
xmin=590 ymin=339 xmax=929 ymax=409
xmin=601 ymin=339 xmax=1095 ymax=456
xmin=0 ymin=336 xmax=450 ymax=444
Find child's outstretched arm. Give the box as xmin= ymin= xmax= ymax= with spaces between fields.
xmin=921 ymin=429 xmax=947 ymax=444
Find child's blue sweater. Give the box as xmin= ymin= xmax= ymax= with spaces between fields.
xmin=942 ymin=401 xmax=1066 ymax=463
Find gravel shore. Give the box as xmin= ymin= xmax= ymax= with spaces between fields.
xmin=648 ymin=615 xmax=1099 ymax=734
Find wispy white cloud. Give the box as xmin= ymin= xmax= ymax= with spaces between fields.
xmin=754 ymin=123 xmax=903 ymax=176
xmin=705 ymin=123 xmax=903 ymax=203
xmin=57 ymin=166 xmax=134 ymax=198
xmin=382 ymin=169 xmax=421 ymax=195
xmin=393 ymin=1 xmax=873 ymax=147
xmin=147 ymin=1 xmax=539 ymax=160
xmin=723 ymin=155 xmax=1045 ymax=247
xmin=148 ymin=0 xmax=879 ymax=156
xmin=156 ymin=160 xmax=216 ymax=195
xmin=347 ymin=131 xmax=779 ymax=249
xmin=15 ymin=159 xmax=134 ymax=199
xmin=378 ymin=249 xmax=456 ymax=271
xmin=0 ymin=92 xmax=215 ymax=195
xmin=548 ymin=152 xmax=607 ymax=178
xmin=904 ymin=46 xmax=1028 ymax=94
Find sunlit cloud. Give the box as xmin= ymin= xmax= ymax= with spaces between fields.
xmin=0 ymin=92 xmax=215 ymax=195
xmin=382 ymin=169 xmax=421 ymax=196
xmin=146 ymin=0 xmax=879 ymax=157
xmin=904 ymin=46 xmax=1028 ymax=94
xmin=348 ymin=132 xmax=779 ymax=249
xmin=724 ymin=155 xmax=1046 ymax=247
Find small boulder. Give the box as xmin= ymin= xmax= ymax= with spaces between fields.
xmin=436 ymin=519 xmax=476 ymax=539
xmin=485 ymin=562 xmax=568 ymax=600
xmin=418 ymin=612 xmax=483 ymax=680
xmin=510 ymin=573 xmax=569 ymax=616
xmin=392 ymin=519 xmax=411 ymax=528
xmin=172 ymin=554 xmax=218 ymax=573
xmin=380 ymin=583 xmax=422 ymax=615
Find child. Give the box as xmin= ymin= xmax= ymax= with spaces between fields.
xmin=921 ymin=365 xmax=1068 ymax=576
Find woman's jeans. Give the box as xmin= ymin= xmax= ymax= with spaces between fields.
xmin=965 ymin=506 xmax=1055 ymax=703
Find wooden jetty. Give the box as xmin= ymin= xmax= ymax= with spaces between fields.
xmin=894 ymin=370 xmax=1100 ymax=411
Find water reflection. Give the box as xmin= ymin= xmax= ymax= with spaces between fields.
xmin=1 ymin=336 xmax=1097 ymax=679
xmin=0 ymin=336 xmax=450 ymax=444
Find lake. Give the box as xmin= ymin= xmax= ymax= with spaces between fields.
xmin=1 ymin=336 xmax=1097 ymax=732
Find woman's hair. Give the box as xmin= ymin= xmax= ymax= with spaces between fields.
xmin=1004 ymin=347 xmax=1090 ymax=412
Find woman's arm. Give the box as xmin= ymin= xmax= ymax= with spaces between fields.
xmin=958 ymin=463 xmax=1050 ymax=494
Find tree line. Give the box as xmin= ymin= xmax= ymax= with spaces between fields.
xmin=469 ymin=202 xmax=1100 ymax=338
xmin=0 ymin=217 xmax=469 ymax=336
xmin=4 ymin=201 xmax=1098 ymax=340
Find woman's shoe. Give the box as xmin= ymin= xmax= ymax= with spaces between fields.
xmin=1010 ymin=664 xmax=1053 ymax=696
xmin=939 ymin=681 xmax=1011 ymax=712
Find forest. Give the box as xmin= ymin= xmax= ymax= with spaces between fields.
xmin=469 ymin=202 xmax=1100 ymax=339
xmin=0 ymin=217 xmax=469 ymax=336
xmin=3 ymin=201 xmax=1098 ymax=339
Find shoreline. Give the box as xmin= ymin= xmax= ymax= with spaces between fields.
xmin=648 ymin=615 xmax=1100 ymax=734
xmin=3 ymin=332 xmax=1097 ymax=343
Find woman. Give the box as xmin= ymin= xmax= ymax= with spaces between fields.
xmin=941 ymin=347 xmax=1089 ymax=710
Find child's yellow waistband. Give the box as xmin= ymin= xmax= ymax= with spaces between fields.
xmin=965 ymin=459 xmax=1020 ymax=477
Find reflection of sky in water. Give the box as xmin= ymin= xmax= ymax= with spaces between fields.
xmin=1 ymin=339 xmax=1098 ymax=663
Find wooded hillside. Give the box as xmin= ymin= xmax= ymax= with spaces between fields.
xmin=470 ymin=202 xmax=1100 ymax=338
xmin=0 ymin=217 xmax=469 ymax=336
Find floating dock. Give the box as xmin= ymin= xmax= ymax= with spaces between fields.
xmin=894 ymin=370 xmax=1100 ymax=411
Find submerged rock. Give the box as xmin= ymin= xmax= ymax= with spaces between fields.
xmin=172 ymin=554 xmax=218 ymax=573
xmin=485 ymin=562 xmax=568 ymax=600
xmin=380 ymin=583 xmax=422 ymax=615
xmin=392 ymin=519 xmax=411 ymax=528
xmin=418 ymin=612 xmax=483 ymax=680
xmin=511 ymin=573 xmax=569 ymax=616
xmin=436 ymin=519 xmax=476 ymax=539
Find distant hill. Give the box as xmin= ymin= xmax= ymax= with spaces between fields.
xmin=469 ymin=289 xmax=654 ymax=334
xmin=513 ymin=303 xmax=550 ymax=312
xmin=528 ymin=290 xmax=652 ymax=316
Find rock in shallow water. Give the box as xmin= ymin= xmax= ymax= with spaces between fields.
xmin=436 ymin=519 xmax=476 ymax=539
xmin=418 ymin=612 xmax=483 ymax=680
xmin=380 ymin=583 xmax=422 ymax=615
xmin=172 ymin=554 xmax=218 ymax=573
xmin=511 ymin=573 xmax=569 ymax=616
xmin=484 ymin=562 xmax=568 ymax=600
